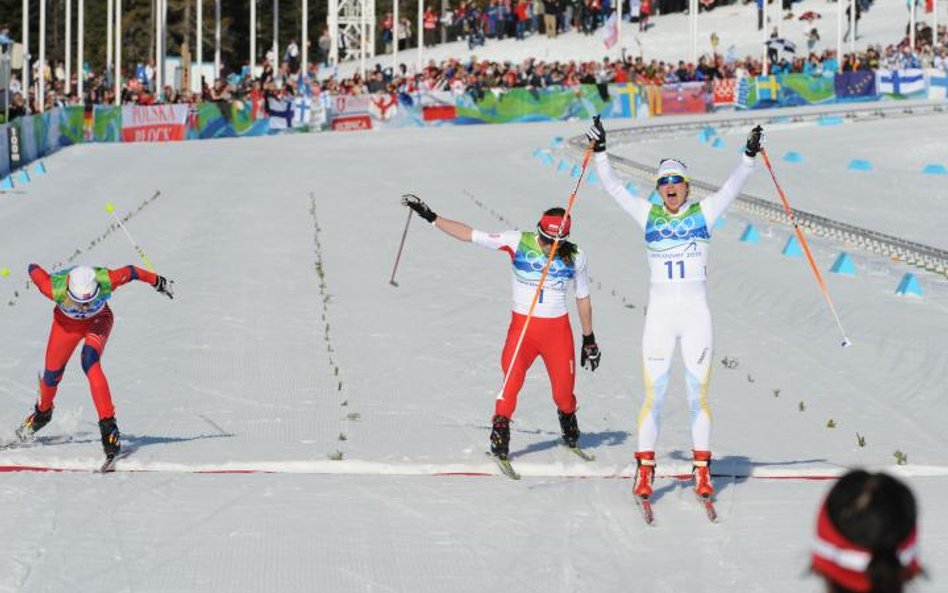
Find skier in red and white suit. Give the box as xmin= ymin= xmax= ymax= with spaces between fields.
xmin=16 ymin=264 xmax=174 ymax=458
xmin=402 ymin=195 xmax=600 ymax=460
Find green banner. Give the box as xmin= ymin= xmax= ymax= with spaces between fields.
xmin=93 ymin=105 xmax=122 ymax=142
xmin=454 ymin=85 xmax=609 ymax=124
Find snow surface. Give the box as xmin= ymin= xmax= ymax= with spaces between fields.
xmin=0 ymin=114 xmax=946 ymax=590
xmin=347 ymin=0 xmax=946 ymax=75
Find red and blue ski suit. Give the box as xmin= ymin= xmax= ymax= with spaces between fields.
xmin=29 ymin=264 xmax=158 ymax=420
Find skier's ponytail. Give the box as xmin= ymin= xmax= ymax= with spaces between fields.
xmin=865 ymin=549 xmax=906 ymax=593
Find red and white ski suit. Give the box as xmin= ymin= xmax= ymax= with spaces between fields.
xmin=471 ymin=231 xmax=590 ymax=419
xmin=29 ymin=264 xmax=158 ymax=420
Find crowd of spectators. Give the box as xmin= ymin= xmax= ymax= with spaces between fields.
xmin=1 ymin=1 xmax=947 ymax=122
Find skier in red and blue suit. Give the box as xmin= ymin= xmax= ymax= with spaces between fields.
xmin=16 ymin=263 xmax=173 ymax=458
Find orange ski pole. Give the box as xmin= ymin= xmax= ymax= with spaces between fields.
xmin=760 ymin=148 xmax=851 ymax=348
xmin=498 ymin=142 xmax=596 ymax=401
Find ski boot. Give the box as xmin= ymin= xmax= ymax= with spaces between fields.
xmin=633 ymin=451 xmax=656 ymax=499
xmin=557 ymin=409 xmax=579 ymax=448
xmin=489 ymin=415 xmax=510 ymax=460
xmin=693 ymin=450 xmax=714 ymax=498
xmin=15 ymin=404 xmax=53 ymax=442
xmin=98 ymin=417 xmax=121 ymax=458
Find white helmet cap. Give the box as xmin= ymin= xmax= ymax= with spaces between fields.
xmin=67 ymin=266 xmax=100 ymax=303
xmin=656 ymin=159 xmax=690 ymax=183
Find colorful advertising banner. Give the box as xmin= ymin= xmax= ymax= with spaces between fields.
xmin=779 ymin=73 xmax=835 ymax=106
xmin=93 ymin=105 xmax=122 ymax=142
xmin=659 ymin=82 xmax=709 ymax=115
xmin=189 ymin=101 xmax=270 ymax=139
xmin=121 ymin=104 xmax=190 ymax=142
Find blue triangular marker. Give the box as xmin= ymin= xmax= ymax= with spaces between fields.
xmin=895 ymin=273 xmax=923 ymax=297
xmin=17 ymin=170 xmax=31 ymax=185
xmin=782 ymin=151 xmax=803 ymax=164
xmin=711 ymin=137 xmax=726 ymax=149
xmin=571 ymin=165 xmax=582 ymax=179
xmin=543 ymin=153 xmax=555 ymax=166
xmin=713 ymin=215 xmax=727 ymax=230
xmin=921 ymin=164 xmax=947 ymax=175
xmin=848 ymin=159 xmax=873 ymax=172
xmin=829 ymin=252 xmax=857 ymax=275
xmin=551 ymin=136 xmax=564 ymax=148
xmin=648 ymin=190 xmax=663 ymax=205
xmin=532 ymin=148 xmax=542 ymax=158
xmin=818 ymin=116 xmax=844 ymax=126
xmin=0 ymin=176 xmax=13 ymax=190
xmin=33 ymin=161 xmax=48 ymax=175
xmin=782 ymin=235 xmax=803 ymax=257
xmin=557 ymin=160 xmax=570 ymax=172
xmin=624 ymin=182 xmax=639 ymax=196
xmin=587 ymin=171 xmax=600 ymax=185
xmin=739 ymin=224 xmax=761 ymax=244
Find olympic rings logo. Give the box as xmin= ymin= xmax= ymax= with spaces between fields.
xmin=653 ymin=216 xmax=696 ymax=239
xmin=523 ymin=250 xmax=565 ymax=274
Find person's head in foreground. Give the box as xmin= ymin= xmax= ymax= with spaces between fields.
xmin=812 ymin=470 xmax=922 ymax=593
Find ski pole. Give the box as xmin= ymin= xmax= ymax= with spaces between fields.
xmin=498 ymin=142 xmax=596 ymax=401
xmin=104 ymin=203 xmax=158 ymax=272
xmin=389 ymin=207 xmax=412 ymax=287
xmin=759 ymin=148 xmax=851 ymax=348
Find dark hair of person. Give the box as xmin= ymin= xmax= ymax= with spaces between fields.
xmin=824 ymin=470 xmax=919 ymax=593
xmin=538 ymin=207 xmax=578 ymax=264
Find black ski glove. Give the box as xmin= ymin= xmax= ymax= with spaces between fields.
xmin=154 ymin=275 xmax=174 ymax=299
xmin=745 ymin=125 xmax=765 ymax=158
xmin=580 ymin=333 xmax=600 ymax=372
xmin=584 ymin=115 xmax=607 ymax=153
xmin=401 ymin=193 xmax=438 ymax=223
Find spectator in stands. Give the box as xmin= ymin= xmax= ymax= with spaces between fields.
xmin=515 ymin=0 xmax=530 ymax=39
xmin=544 ymin=0 xmax=559 ymax=37
xmin=806 ymin=27 xmax=820 ymax=53
xmin=899 ymin=44 xmax=921 ymax=68
xmin=381 ymin=13 xmax=394 ymax=53
xmin=318 ymin=27 xmax=332 ymax=65
xmin=285 ymin=39 xmax=300 ymax=73
xmin=811 ymin=470 xmax=922 ymax=593
xmin=844 ymin=2 xmax=862 ymax=43
xmin=8 ymin=92 xmax=26 ymax=119
xmin=640 ymin=0 xmax=651 ymax=32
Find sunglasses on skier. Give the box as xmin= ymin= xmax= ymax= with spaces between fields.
xmin=656 ymin=174 xmax=687 ymax=187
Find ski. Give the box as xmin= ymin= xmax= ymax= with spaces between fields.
xmin=0 ymin=438 xmax=28 ymax=450
xmin=697 ymin=493 xmax=718 ymax=523
xmin=485 ymin=452 xmax=521 ymax=480
xmin=635 ymin=496 xmax=655 ymax=526
xmin=98 ymin=451 xmax=128 ymax=474
xmin=562 ymin=443 xmax=596 ymax=461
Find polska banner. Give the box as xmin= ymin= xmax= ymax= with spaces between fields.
xmin=121 ymin=104 xmax=190 ymax=142
xmin=328 ymin=95 xmax=372 ymax=131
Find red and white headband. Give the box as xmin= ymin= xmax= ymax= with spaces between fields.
xmin=811 ymin=501 xmax=921 ymax=593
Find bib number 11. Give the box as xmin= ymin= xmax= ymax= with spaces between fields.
xmin=665 ymin=260 xmax=685 ymax=280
